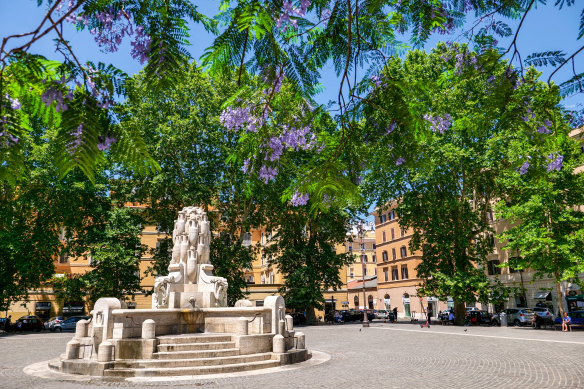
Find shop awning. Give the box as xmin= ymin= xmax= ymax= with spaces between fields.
xmin=566 ymin=294 xmax=584 ymax=301
xmin=35 ymin=302 xmax=51 ymax=311
xmin=534 ymin=291 xmax=551 ymax=299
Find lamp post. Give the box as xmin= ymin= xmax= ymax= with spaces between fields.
xmin=359 ymin=223 xmax=370 ymax=328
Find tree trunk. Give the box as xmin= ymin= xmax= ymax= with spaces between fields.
xmin=554 ymin=277 xmax=565 ymax=318
xmin=454 ymin=301 xmax=466 ymax=326
xmin=305 ymin=307 xmax=318 ymax=325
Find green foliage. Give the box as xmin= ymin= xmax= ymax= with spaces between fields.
xmin=83 ymin=207 xmax=146 ymax=303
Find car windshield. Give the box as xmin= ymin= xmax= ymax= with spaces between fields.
xmin=524 ymin=309 xmax=534 ymax=313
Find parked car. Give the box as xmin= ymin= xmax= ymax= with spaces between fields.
xmin=13 ymin=316 xmax=44 ymax=332
xmin=467 ymin=310 xmax=496 ymax=326
xmin=554 ymin=311 xmax=584 ymax=327
xmin=502 ymin=308 xmax=535 ymax=326
xmin=44 ymin=316 xmax=65 ymax=330
xmin=50 ymin=316 xmax=90 ymax=332
xmin=466 ymin=307 xmax=479 ymax=312
xmin=375 ymin=310 xmax=390 ymax=319
xmin=532 ymin=307 xmax=554 ymax=321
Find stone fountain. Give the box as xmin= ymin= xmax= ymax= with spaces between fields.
xmin=48 ymin=207 xmax=309 ymax=379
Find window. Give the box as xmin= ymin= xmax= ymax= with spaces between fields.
xmin=380 ymin=214 xmax=386 ymax=223
xmin=242 ymin=232 xmax=252 ymax=246
xmin=350 ymin=268 xmax=354 ymax=278
xmin=269 ymin=271 xmax=274 ymax=284
xmin=514 ymin=295 xmax=527 ymax=307
xmin=508 ymin=257 xmax=523 ymax=274
xmin=354 ymin=295 xmax=359 ymax=308
xmin=361 ymin=254 xmax=367 ymax=263
xmin=391 ymin=266 xmax=399 ymax=280
xmin=364 ymin=267 xmax=367 ymax=276
xmin=487 ymin=260 xmax=501 ymax=275
xmin=348 ymin=244 xmax=353 ymax=252
xmin=372 ymin=254 xmax=377 ymax=263
xmin=401 ymin=265 xmax=409 ymax=279
xmin=246 ymin=276 xmax=255 ymax=284
xmin=59 ymin=251 xmax=68 ymax=264
xmin=383 ymin=268 xmax=389 ymax=281
xmin=389 ymin=211 xmax=396 ymax=220
xmin=382 ymin=231 xmax=386 ymax=242
xmin=372 ymin=243 xmax=376 ymax=249
xmin=401 ymin=228 xmax=405 ymax=237
xmin=391 ymin=228 xmax=395 ymax=241
xmin=400 ymin=246 xmax=407 ymax=258
xmin=392 ymin=248 xmax=397 ymax=260
xmin=360 ymin=243 xmax=365 ymax=251
xmin=255 ymin=300 xmax=264 ymax=307
xmin=382 ymin=251 xmax=388 ymax=262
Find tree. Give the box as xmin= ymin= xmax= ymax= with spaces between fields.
xmin=496 ymin=128 xmax=584 ymax=318
xmin=83 ymin=207 xmax=146 ymax=303
xmin=362 ymin=43 xmax=570 ymax=323
xmin=114 ymin=62 xmax=255 ymax=302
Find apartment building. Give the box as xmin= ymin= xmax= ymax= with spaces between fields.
xmin=373 ymin=203 xmax=449 ymax=320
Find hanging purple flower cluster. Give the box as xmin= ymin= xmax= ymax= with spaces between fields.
xmin=546 ymin=153 xmax=563 ymax=172
xmin=386 ymin=121 xmax=397 ymax=134
xmin=58 ymin=1 xmax=152 ymax=65
xmin=395 ymin=157 xmax=405 ymax=166
xmin=522 ymin=107 xmax=535 ymax=122
xmin=536 ymin=120 xmax=552 ymax=134
xmin=519 ymin=156 xmax=531 ymax=175
xmin=291 ymin=191 xmax=309 ymax=206
xmin=259 ymin=165 xmax=278 ymax=183
xmin=220 ymin=106 xmax=255 ymax=132
xmin=0 ymin=130 xmax=19 ymax=148
xmin=97 ymin=135 xmax=117 ymax=151
xmin=370 ymin=74 xmax=382 ymax=88
xmin=5 ymin=94 xmax=20 ymax=110
xmin=423 ymin=113 xmax=452 ymax=134
xmin=277 ymin=0 xmax=311 ymax=28
xmin=41 ymin=86 xmax=71 ymax=112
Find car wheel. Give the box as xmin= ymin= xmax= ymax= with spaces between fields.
xmin=513 ymin=319 xmax=520 ymax=327
xmin=56 ymin=327 xmax=62 ymax=332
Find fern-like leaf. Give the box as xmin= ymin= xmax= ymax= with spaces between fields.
xmin=524 ymin=51 xmax=566 ymax=67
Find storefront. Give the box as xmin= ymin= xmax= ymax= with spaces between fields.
xmin=62 ymin=302 xmax=85 ymax=317
xmin=566 ymin=294 xmax=584 ymax=313
xmin=34 ymin=301 xmax=51 ymax=319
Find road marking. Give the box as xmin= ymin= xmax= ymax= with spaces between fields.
xmin=370 ymin=326 xmax=584 ymax=345
xmin=0 ymin=335 xmax=70 ymax=341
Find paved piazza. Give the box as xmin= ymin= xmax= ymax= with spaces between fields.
xmin=2 ymin=321 xmax=584 ymax=388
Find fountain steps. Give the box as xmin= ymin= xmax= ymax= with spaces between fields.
xmin=112 ymin=352 xmax=273 ymax=369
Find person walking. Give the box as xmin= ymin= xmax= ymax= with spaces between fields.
xmin=426 ymin=305 xmax=433 ymax=326
xmin=562 ymin=312 xmax=572 ymax=332
xmin=392 ymin=307 xmax=398 ymax=323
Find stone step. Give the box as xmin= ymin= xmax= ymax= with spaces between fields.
xmin=154 ymin=348 xmax=239 ymax=360
xmin=114 ymin=353 xmax=272 ymax=369
xmin=104 ymin=358 xmax=282 ymax=378
xmin=156 ymin=334 xmax=233 ymax=345
xmin=157 ymin=341 xmax=236 ymax=352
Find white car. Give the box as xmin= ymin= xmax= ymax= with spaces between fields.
xmin=375 ymin=310 xmax=390 ymax=319
xmin=532 ymin=307 xmax=554 ymax=320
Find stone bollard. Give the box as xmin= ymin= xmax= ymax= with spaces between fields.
xmin=65 ymin=339 xmax=80 ymax=360
xmin=285 ymin=314 xmax=294 ymax=331
xmin=295 ymin=332 xmax=306 ymax=349
xmin=97 ymin=341 xmax=114 ymax=362
xmin=273 ymin=334 xmax=285 ymax=353
xmin=279 ymin=319 xmax=286 ymax=335
xmin=236 ymin=317 xmax=248 ymax=335
xmin=75 ymin=319 xmax=88 ymax=338
xmin=142 ymin=319 xmax=156 ymax=339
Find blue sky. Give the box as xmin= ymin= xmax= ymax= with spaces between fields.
xmin=1 ymin=0 xmax=583 ymax=108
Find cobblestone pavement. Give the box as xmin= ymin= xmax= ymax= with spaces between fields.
xmin=2 ymin=321 xmax=584 ymax=389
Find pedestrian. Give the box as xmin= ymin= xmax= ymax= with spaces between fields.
xmin=426 ymin=305 xmax=433 ymax=326
xmin=393 ymin=307 xmax=397 ymax=323
xmin=4 ymin=315 xmax=10 ymax=332
xmin=532 ymin=313 xmax=544 ymax=329
xmin=562 ymin=312 xmax=572 ymax=332
xmin=448 ymin=310 xmax=455 ymax=325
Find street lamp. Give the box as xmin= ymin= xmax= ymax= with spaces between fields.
xmin=359 ymin=223 xmax=370 ymax=328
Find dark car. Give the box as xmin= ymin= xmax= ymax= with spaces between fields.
xmin=554 ymin=311 xmax=584 ymax=327
xmin=13 ymin=316 xmax=44 ymax=332
xmin=467 ymin=310 xmax=496 ymax=325
xmin=50 ymin=316 xmax=90 ymax=332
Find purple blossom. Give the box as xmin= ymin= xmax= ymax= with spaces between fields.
xmin=267 ymin=137 xmax=284 ymax=161
xmin=371 ymin=75 xmax=381 ymax=88
xmin=41 ymin=87 xmax=68 ymax=112
xmin=242 ymin=158 xmax=251 ymax=173
xmin=519 ymin=160 xmax=530 ymax=175
xmin=396 ymin=157 xmax=405 ymax=166
xmin=386 ymin=121 xmax=397 ymax=134
xmin=291 ymin=191 xmax=309 ymax=206
xmin=423 ymin=113 xmax=452 ymax=134
xmin=259 ymin=165 xmax=278 ymax=184
xmin=5 ymin=94 xmax=20 ymax=110
xmin=220 ymin=106 xmax=252 ymax=131
xmin=97 ymin=135 xmax=117 ymax=151
xmin=0 ymin=130 xmax=19 ymax=148
xmin=547 ymin=153 xmax=563 ymax=172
